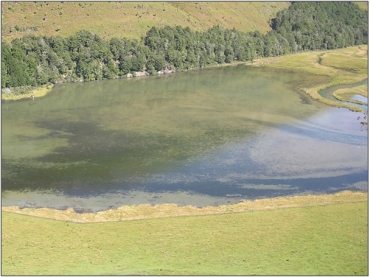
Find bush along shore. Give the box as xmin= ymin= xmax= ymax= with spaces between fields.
xmin=2 ymin=2 xmax=367 ymax=99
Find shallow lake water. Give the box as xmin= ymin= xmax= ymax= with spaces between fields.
xmin=2 ymin=66 xmax=368 ymax=212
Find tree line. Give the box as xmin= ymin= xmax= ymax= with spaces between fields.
xmin=2 ymin=1 xmax=368 ymax=89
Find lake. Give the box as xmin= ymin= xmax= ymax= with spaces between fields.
xmin=2 ymin=65 xmax=368 ymax=212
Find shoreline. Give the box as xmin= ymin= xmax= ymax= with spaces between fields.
xmin=2 ymin=190 xmax=367 ymax=223
xmin=0 ymin=61 xmax=246 ymax=101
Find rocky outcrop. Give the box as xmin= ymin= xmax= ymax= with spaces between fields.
xmin=164 ymin=68 xmax=174 ymax=74
xmin=134 ymin=71 xmax=150 ymax=77
xmin=127 ymin=68 xmax=174 ymax=78
xmin=3 ymin=88 xmax=12 ymax=94
xmin=158 ymin=68 xmax=174 ymax=75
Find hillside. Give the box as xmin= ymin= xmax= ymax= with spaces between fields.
xmin=354 ymin=1 xmax=368 ymax=10
xmin=2 ymin=1 xmax=367 ymax=90
xmin=1 ymin=1 xmax=290 ymax=42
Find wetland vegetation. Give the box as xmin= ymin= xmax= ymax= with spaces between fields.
xmin=251 ymin=45 xmax=368 ymax=112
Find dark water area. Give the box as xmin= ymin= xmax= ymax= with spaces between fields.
xmin=2 ymin=66 xmax=368 ymax=212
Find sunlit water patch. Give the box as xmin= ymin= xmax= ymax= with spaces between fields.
xmin=2 ymin=66 xmax=367 ymax=212
xmin=351 ymin=94 xmax=368 ymax=104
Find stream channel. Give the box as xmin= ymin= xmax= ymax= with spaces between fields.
xmin=318 ymin=78 xmax=368 ymax=110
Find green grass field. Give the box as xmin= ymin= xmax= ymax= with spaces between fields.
xmin=2 ymin=192 xmax=368 ymax=275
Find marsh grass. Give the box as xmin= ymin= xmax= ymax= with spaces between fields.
xmin=251 ymin=45 xmax=368 ymax=112
xmin=321 ymin=52 xmax=368 ymax=75
xmin=2 ymin=191 xmax=367 ymax=275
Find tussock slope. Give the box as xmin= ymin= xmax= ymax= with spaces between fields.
xmin=2 ymin=2 xmax=290 ymax=42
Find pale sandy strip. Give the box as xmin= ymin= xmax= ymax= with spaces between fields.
xmin=2 ymin=190 xmax=367 ymax=223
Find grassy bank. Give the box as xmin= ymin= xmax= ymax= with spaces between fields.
xmin=1 ymin=84 xmax=54 ymax=101
xmin=250 ymin=45 xmax=368 ymax=112
xmin=2 ymin=191 xmax=368 ymax=275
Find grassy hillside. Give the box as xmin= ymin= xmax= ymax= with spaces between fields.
xmin=2 ymin=191 xmax=367 ymax=275
xmin=1 ymin=1 xmax=290 ymax=42
xmin=354 ymin=1 xmax=368 ymax=10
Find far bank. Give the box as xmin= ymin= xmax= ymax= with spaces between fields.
xmin=3 ymin=46 xmax=367 ymax=114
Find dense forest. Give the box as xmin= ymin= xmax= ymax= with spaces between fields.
xmin=2 ymin=2 xmax=368 ymax=90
